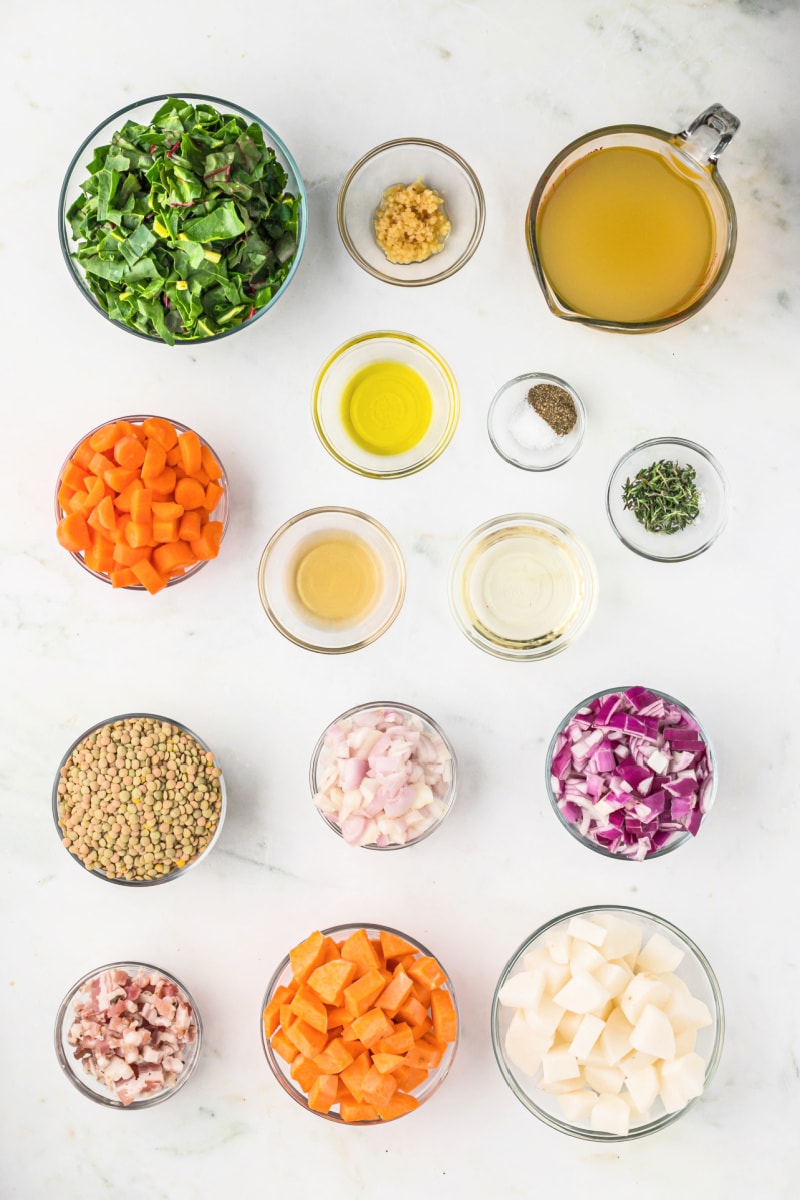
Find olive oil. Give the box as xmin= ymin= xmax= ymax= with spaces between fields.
xmin=536 ymin=145 xmax=715 ymax=324
xmin=341 ymin=361 xmax=433 ymax=455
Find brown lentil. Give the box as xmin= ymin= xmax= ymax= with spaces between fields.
xmin=527 ymin=383 xmax=578 ymax=437
xmin=57 ymin=717 xmax=223 ymax=882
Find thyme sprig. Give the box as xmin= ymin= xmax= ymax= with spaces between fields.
xmin=622 ymin=459 xmax=700 ymax=534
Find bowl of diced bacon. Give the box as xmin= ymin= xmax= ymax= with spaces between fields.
xmin=55 ymin=961 xmax=202 ymax=1108
xmin=545 ymin=685 xmax=716 ymax=861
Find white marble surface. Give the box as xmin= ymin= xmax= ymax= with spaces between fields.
xmin=2 ymin=0 xmax=800 ymax=1195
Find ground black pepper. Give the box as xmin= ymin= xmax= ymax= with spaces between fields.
xmin=527 ymin=383 xmax=577 ymax=436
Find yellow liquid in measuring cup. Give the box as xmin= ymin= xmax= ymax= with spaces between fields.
xmin=341 ymin=361 xmax=433 ymax=456
xmin=536 ymin=145 xmax=715 ymax=324
xmin=290 ymin=532 xmax=382 ymax=628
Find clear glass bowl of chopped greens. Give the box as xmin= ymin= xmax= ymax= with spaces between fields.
xmin=606 ymin=437 xmax=729 ymax=562
xmin=59 ymin=94 xmax=307 ymax=345
xmin=55 ymin=960 xmax=203 ymax=1108
xmin=487 ymin=372 xmax=586 ymax=471
xmin=337 ymin=138 xmax=485 ymax=286
xmin=52 ymin=712 xmax=227 ymax=886
xmin=491 ymin=905 xmax=724 ymax=1141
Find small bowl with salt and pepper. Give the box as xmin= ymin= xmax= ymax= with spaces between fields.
xmin=487 ymin=373 xmax=585 ymax=471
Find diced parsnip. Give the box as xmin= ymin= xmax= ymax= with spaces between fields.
xmin=620 ymin=972 xmax=671 ymax=1025
xmin=636 ymin=932 xmax=685 ymax=975
xmin=539 ymin=1075 xmax=590 ymax=1095
xmin=569 ymin=941 xmax=607 ymax=975
xmin=619 ymin=1048 xmax=656 ymax=1077
xmin=657 ymin=1067 xmax=690 ymax=1114
xmin=656 ymin=971 xmax=690 ymax=996
xmin=624 ymin=1064 xmax=659 ymax=1112
xmin=674 ymin=1028 xmax=698 ymax=1056
xmin=556 ymin=1011 xmax=583 ymax=1043
xmin=590 ymin=1092 xmax=630 ymax=1136
xmin=497 ymin=970 xmax=546 ymax=1010
xmin=583 ymin=1064 xmax=626 ymax=1095
xmin=553 ymin=972 xmax=611 ymax=1015
xmin=598 ymin=1007 xmax=634 ymax=1066
xmin=542 ymin=1047 xmax=582 ymax=1084
xmin=525 ymin=950 xmax=570 ymax=996
xmin=631 ymin=1004 xmax=676 ymax=1061
xmin=567 ymin=917 xmax=608 ymax=948
xmin=666 ymin=990 xmax=713 ymax=1033
xmin=504 ymin=1011 xmax=553 ymax=1076
xmin=593 ymin=914 xmax=642 ymax=962
xmin=523 ymin=948 xmax=550 ymax=973
xmin=557 ymin=1088 xmax=599 ymax=1123
xmin=595 ymin=961 xmax=632 ymax=1000
xmin=660 ymin=1052 xmax=705 ymax=1102
xmin=544 ymin=929 xmax=572 ymax=965
xmin=523 ymin=997 xmax=564 ymax=1038
xmin=569 ymin=1013 xmax=606 ymax=1061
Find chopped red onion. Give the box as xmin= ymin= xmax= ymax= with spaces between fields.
xmin=549 ymin=688 xmax=714 ymax=858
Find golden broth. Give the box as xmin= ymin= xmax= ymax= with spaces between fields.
xmin=536 ymin=145 xmax=715 ymax=324
xmin=290 ymin=531 xmax=382 ymax=628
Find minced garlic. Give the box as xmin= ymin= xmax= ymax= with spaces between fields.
xmin=373 ymin=180 xmax=451 ymax=265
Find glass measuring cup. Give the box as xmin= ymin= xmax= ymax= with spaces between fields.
xmin=526 ymin=104 xmax=740 ymax=333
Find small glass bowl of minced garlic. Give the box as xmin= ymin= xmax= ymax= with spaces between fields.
xmin=488 ymin=373 xmax=586 ymax=471
xmin=337 ymin=138 xmax=485 ymax=286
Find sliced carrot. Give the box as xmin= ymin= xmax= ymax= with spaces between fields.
xmin=56 ymin=511 xmax=92 ymax=553
xmin=307 ymin=959 xmax=358 ymax=1007
xmin=141 ymin=437 xmax=167 ymax=480
xmin=147 ymin=466 xmax=177 ymax=496
xmin=84 ymin=532 xmax=115 ymax=574
xmin=200 ymin=443 xmax=223 ymax=481
xmin=151 ymin=501 xmax=184 ymax=521
xmin=431 ymin=988 xmax=458 ymax=1043
xmin=72 ymin=437 xmax=96 ymax=471
xmin=178 ymin=429 xmax=202 ymax=475
xmin=174 ymin=476 xmax=206 ymax=510
xmin=89 ymin=422 xmax=122 ymax=452
xmin=113 ymin=478 xmax=144 ymax=512
xmin=125 ymin=521 xmax=154 ymax=549
xmin=110 ymin=567 xmax=138 ymax=588
xmin=308 ymin=1073 xmax=339 ymax=1115
xmin=95 ymin=495 xmax=117 ymax=532
xmin=152 ymin=541 xmax=195 ymax=575
xmin=130 ymin=557 xmax=168 ymax=595
xmin=57 ymin=482 xmax=76 ymax=511
xmin=112 ymin=542 xmax=150 ymax=567
xmin=116 ymin=420 xmax=147 ymax=443
xmin=178 ymin=510 xmax=203 ymax=542
xmin=89 ymin=451 xmax=116 ymax=478
xmin=190 ymin=520 xmax=223 ymax=562
xmin=166 ymin=443 xmax=183 ymax=468
xmin=407 ymin=956 xmax=447 ymax=991
xmin=142 ymin=417 xmax=178 ymax=450
xmin=68 ymin=490 xmax=90 ymax=513
xmin=61 ymin=460 xmax=88 ymax=492
xmin=114 ymin=436 xmax=146 ymax=470
xmin=130 ymin=487 xmax=153 ymax=524
xmin=153 ymin=517 xmax=179 ymax=544
xmin=103 ymin=466 xmax=138 ymax=493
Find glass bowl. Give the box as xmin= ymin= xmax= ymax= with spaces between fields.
xmin=311 ymin=330 xmax=460 ymax=479
xmin=257 ymin=507 xmax=406 ymax=654
xmin=487 ymin=373 xmax=586 ymax=471
xmin=545 ymin=685 xmax=717 ymax=861
xmin=59 ymin=93 xmax=307 ymax=344
xmin=55 ymin=960 xmax=202 ymax=1108
xmin=337 ymin=138 xmax=485 ymax=286
xmin=54 ymin=414 xmax=230 ymax=589
xmin=491 ymin=905 xmax=724 ymax=1141
xmin=309 ymin=701 xmax=457 ymax=849
xmin=52 ymin=712 xmax=227 ymax=885
xmin=449 ymin=514 xmax=597 ymax=661
xmin=606 ymin=437 xmax=729 ymax=562
xmin=260 ymin=922 xmax=459 ymax=1123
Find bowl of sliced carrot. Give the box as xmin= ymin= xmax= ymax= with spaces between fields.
xmin=261 ymin=924 xmax=459 ymax=1123
xmin=54 ymin=414 xmax=229 ymax=593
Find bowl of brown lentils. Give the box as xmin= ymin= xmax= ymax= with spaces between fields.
xmin=52 ymin=713 xmax=226 ymax=885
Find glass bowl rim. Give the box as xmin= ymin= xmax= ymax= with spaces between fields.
xmin=487 ymin=371 xmax=586 ymax=472
xmin=256 ymin=505 xmax=407 ymax=654
xmin=490 ymin=902 xmax=725 ymax=1141
xmin=260 ymin=921 xmax=459 ymax=1124
xmin=544 ymin=684 xmax=717 ymax=861
xmin=308 ymin=700 xmax=458 ymax=850
xmin=448 ymin=512 xmax=598 ymax=662
xmin=58 ymin=91 xmax=308 ymax=345
xmin=605 ymin=436 xmax=729 ymax=562
xmin=52 ymin=710 xmax=227 ymax=886
xmin=337 ymin=136 xmax=486 ymax=287
xmin=55 ymin=958 xmax=203 ymax=1108
xmin=54 ymin=412 xmax=230 ymax=589
xmin=311 ymin=329 xmax=461 ymax=479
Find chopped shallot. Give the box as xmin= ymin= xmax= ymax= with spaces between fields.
xmin=549 ymin=688 xmax=714 ymax=859
xmin=313 ymin=707 xmax=453 ymax=847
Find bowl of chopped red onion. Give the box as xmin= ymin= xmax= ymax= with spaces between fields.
xmin=55 ymin=961 xmax=202 ymax=1108
xmin=310 ymin=702 xmax=457 ymax=849
xmin=545 ymin=686 xmax=716 ymax=861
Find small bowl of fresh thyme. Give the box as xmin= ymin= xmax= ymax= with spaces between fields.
xmin=59 ymin=94 xmax=307 ymax=345
xmin=487 ymin=372 xmax=586 ymax=471
xmin=606 ymin=437 xmax=729 ymax=562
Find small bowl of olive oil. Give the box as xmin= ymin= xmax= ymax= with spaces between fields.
xmin=257 ymin=507 xmax=406 ymax=653
xmin=311 ymin=330 xmax=460 ymax=479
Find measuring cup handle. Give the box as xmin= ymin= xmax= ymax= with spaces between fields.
xmin=678 ymin=104 xmax=740 ymax=165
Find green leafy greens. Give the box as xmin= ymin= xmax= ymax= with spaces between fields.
xmin=66 ymin=98 xmax=301 ymax=344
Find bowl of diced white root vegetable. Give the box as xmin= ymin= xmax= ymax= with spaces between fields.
xmin=491 ymin=905 xmax=724 ymax=1140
